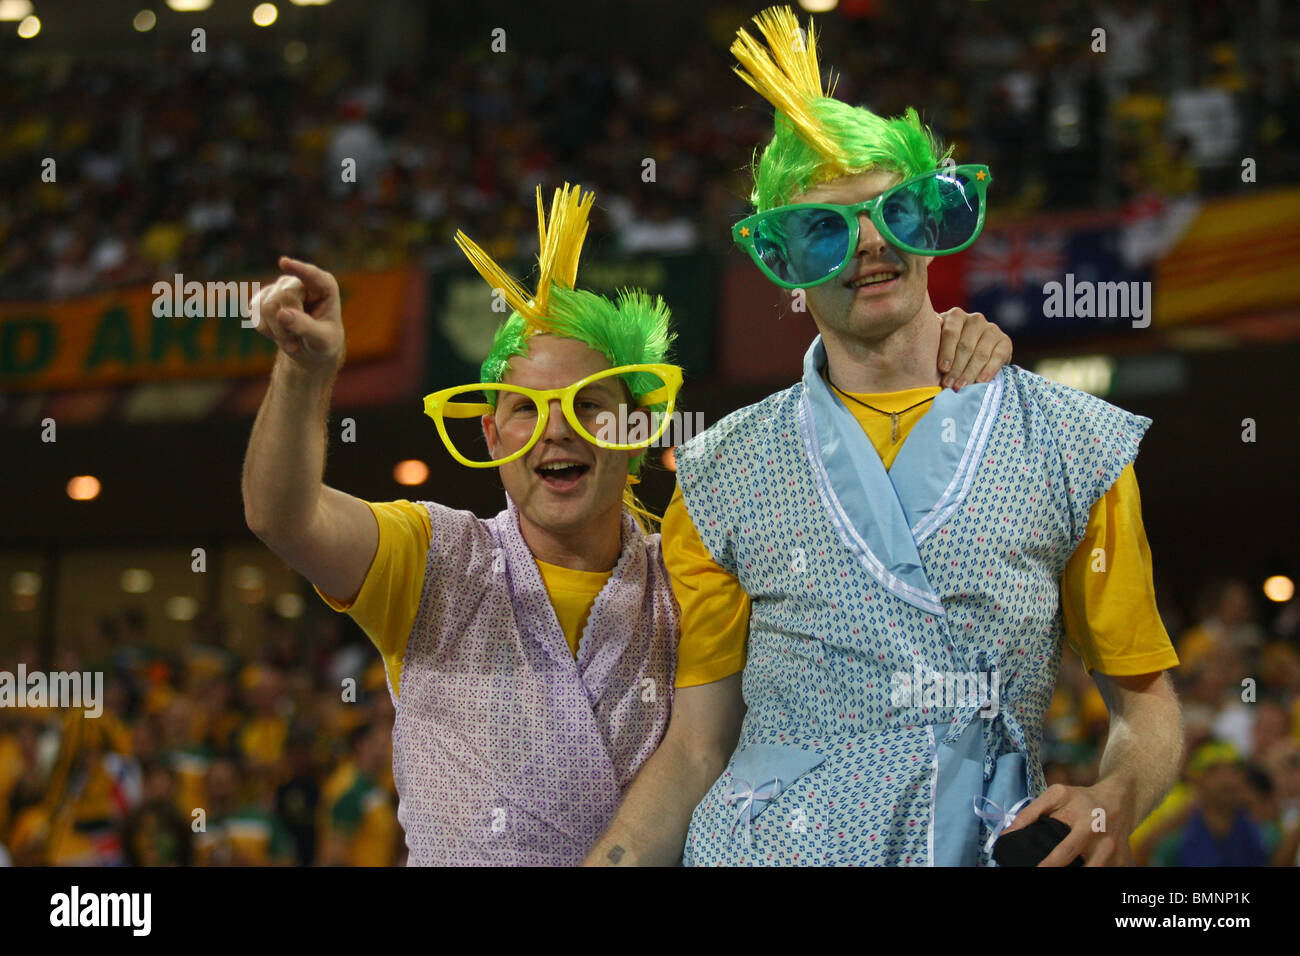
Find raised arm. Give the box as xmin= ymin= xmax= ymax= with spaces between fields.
xmin=583 ymin=672 xmax=745 ymax=866
xmin=241 ymin=256 xmax=377 ymax=603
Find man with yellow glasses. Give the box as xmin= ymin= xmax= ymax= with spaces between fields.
xmin=241 ymin=183 xmax=1008 ymax=865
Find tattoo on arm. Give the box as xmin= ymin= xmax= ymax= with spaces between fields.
xmin=606 ymin=845 xmax=625 ymax=864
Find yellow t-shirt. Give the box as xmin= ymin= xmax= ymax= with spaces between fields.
xmin=238 ymin=715 xmax=288 ymax=768
xmin=536 ymin=559 xmax=615 ymax=658
xmin=315 ymin=501 xmax=610 ymax=697
xmin=320 ymin=760 xmax=401 ymax=866
xmin=666 ymin=383 xmax=1180 ymax=687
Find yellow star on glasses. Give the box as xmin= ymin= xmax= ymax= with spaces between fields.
xmin=739 ymin=226 xmax=751 ymax=237
xmin=975 ymin=170 xmax=987 ymax=181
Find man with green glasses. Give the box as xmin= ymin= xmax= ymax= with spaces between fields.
xmin=242 ymin=180 xmax=1005 ymax=866
xmin=586 ymin=6 xmax=1181 ymax=868
xmin=733 ymin=164 xmax=991 ymax=290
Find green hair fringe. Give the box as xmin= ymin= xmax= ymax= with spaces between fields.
xmin=478 ymin=283 xmax=676 ymax=477
xmin=751 ymin=102 xmax=952 ymax=212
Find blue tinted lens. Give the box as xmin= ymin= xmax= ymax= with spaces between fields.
xmin=755 ymin=207 xmax=850 ymax=285
xmin=882 ymin=171 xmax=981 ymax=253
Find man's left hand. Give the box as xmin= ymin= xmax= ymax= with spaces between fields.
xmin=1000 ymin=778 xmax=1137 ymax=866
xmin=937 ymin=308 xmax=1012 ymax=390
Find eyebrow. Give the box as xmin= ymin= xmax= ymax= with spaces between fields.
xmin=503 ymin=378 xmax=622 ymax=396
xmin=578 ymin=379 xmax=621 ymax=396
xmin=807 ymin=188 xmax=888 ymax=204
xmin=804 ymin=178 xmax=901 ymax=204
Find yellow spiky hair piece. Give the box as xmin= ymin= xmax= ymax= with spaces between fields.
xmin=453 ymin=182 xmax=595 ymax=333
xmin=731 ymin=5 xmax=849 ymax=175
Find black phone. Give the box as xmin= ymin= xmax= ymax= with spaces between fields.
xmin=992 ymin=816 xmax=1084 ymax=867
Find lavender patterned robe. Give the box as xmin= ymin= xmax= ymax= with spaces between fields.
xmin=391 ymin=497 xmax=677 ymax=865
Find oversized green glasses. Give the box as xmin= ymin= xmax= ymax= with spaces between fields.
xmin=732 ymin=164 xmax=992 ymax=289
xmin=422 ymin=363 xmax=683 ymax=468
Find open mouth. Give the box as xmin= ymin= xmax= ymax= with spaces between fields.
xmin=847 ymin=271 xmax=901 ymax=290
xmin=535 ymin=461 xmax=590 ymax=490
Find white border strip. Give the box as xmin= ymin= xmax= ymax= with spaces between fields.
xmin=913 ymin=372 xmax=1005 ymax=544
xmin=798 ymin=393 xmax=945 ymax=616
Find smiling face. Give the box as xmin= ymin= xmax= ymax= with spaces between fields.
xmin=482 ymin=335 xmax=638 ymax=545
xmin=797 ymin=168 xmax=934 ymax=346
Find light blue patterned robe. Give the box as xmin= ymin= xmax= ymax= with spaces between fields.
xmin=676 ymin=337 xmax=1148 ymax=866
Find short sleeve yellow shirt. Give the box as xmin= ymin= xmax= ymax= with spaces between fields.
xmin=665 ymin=384 xmax=1179 ymax=687
xmin=315 ymin=501 xmax=610 ymax=696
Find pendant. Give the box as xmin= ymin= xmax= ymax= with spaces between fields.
xmin=890 ymin=412 xmax=899 ymax=444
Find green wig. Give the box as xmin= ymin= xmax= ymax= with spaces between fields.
xmin=456 ymin=184 xmax=677 ymax=477
xmin=734 ymin=6 xmax=952 ymax=211
xmin=478 ymin=287 xmax=674 ymax=402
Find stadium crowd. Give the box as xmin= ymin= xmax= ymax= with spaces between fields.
xmin=0 ymin=609 xmax=401 ymax=866
xmin=1 ymin=0 xmax=1299 ymax=867
xmin=1 ymin=574 xmax=1298 ymax=866
xmin=1 ymin=1 xmax=1297 ymax=302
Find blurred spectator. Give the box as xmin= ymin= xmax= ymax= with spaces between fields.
xmin=610 ymin=195 xmax=700 ymax=254
xmin=236 ymin=665 xmax=289 ymax=772
xmin=319 ymin=722 xmax=399 ymax=867
xmin=327 ymin=101 xmax=388 ymax=200
xmin=1244 ymin=763 xmax=1281 ymax=858
xmin=1034 ymin=36 xmax=1105 ymax=209
xmin=193 ymin=757 xmax=294 ymax=866
xmin=1148 ymin=743 xmax=1270 ymax=867
xmin=1166 ymin=60 xmax=1244 ymax=192
xmin=1271 ymin=744 xmax=1300 ymax=865
xmin=1177 ymin=578 xmax=1263 ymax=669
xmin=275 ymin=736 xmax=321 ymax=867
xmin=123 ymin=795 xmax=192 ymax=866
xmin=5 ymin=710 xmax=136 ymax=866
xmin=1096 ymin=0 xmax=1160 ymax=98
xmin=1250 ymin=700 xmax=1291 ymax=760
xmin=48 ymin=236 xmax=95 ymax=300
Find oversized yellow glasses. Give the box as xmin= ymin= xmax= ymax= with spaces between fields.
xmin=422 ymin=363 xmax=683 ymax=468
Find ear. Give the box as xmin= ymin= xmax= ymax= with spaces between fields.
xmin=482 ymin=412 xmax=500 ymax=459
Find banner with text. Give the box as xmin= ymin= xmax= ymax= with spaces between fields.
xmin=0 ymin=270 xmax=410 ymax=392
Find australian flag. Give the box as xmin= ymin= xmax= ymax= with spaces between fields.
xmin=943 ymin=221 xmax=1153 ymax=343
